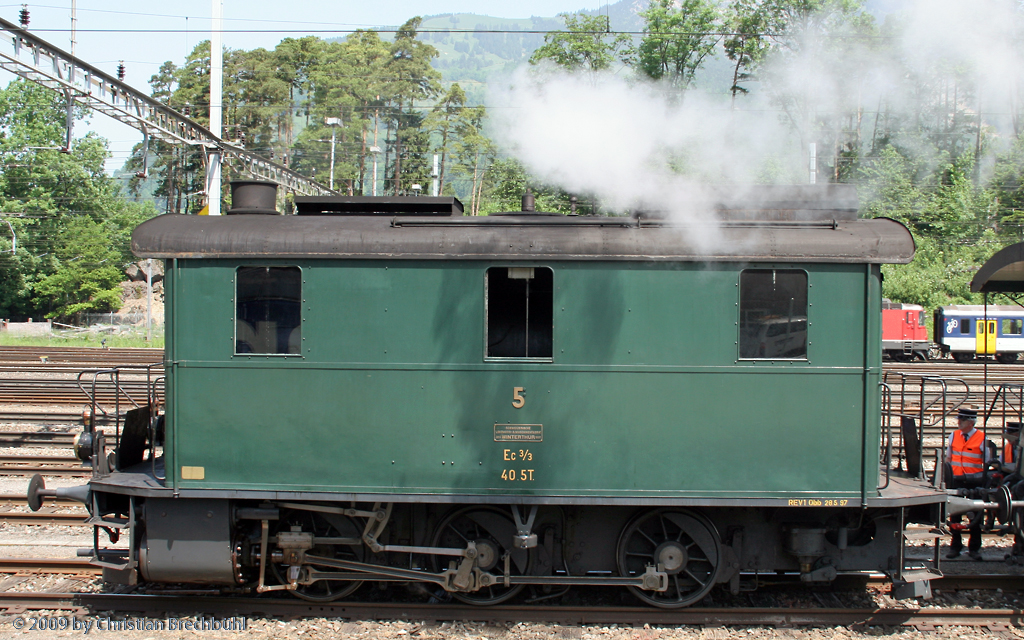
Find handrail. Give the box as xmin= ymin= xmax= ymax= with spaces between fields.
xmin=75 ymin=365 xmax=163 ymax=476
xmin=880 ymin=371 xmax=970 ymax=479
xmin=879 ymin=382 xmax=893 ymax=490
xmin=151 ymin=375 xmax=166 ymax=481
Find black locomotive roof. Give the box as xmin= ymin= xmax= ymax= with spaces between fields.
xmin=971 ymin=241 xmax=1024 ymax=292
xmin=132 ymin=212 xmax=914 ymax=264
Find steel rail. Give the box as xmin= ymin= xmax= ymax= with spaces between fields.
xmin=0 ymin=466 xmax=90 ymax=477
xmin=0 ymin=494 xmax=77 ymax=506
xmin=0 ymin=593 xmax=1018 ymax=629
xmin=0 ymin=455 xmax=81 ymax=465
xmin=0 ymin=512 xmax=88 ymax=526
xmin=0 ymin=558 xmax=99 ymax=575
xmin=0 ymin=432 xmax=76 ymax=445
xmin=0 ymin=413 xmax=104 ymax=426
xmin=0 ymin=346 xmax=163 ymax=363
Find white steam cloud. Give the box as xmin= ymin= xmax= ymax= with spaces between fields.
xmin=487 ymin=0 xmax=1024 ymax=224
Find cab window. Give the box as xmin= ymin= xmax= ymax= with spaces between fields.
xmin=739 ymin=269 xmax=808 ymax=360
xmin=235 ymin=266 xmax=301 ymax=355
xmin=486 ymin=267 xmax=553 ymax=359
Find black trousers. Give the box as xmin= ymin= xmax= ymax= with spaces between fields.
xmin=949 ymin=474 xmax=983 ymax=553
xmin=949 ymin=514 xmax=982 ymax=553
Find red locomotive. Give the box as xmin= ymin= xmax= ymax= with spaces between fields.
xmin=882 ymin=300 xmax=932 ymax=360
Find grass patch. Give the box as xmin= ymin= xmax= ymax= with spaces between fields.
xmin=0 ymin=330 xmax=164 ymax=349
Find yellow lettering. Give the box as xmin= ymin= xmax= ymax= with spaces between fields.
xmin=512 ymin=387 xmax=525 ymax=409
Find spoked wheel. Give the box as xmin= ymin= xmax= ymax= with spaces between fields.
xmin=430 ymin=506 xmax=533 ymax=605
xmin=616 ymin=509 xmax=721 ymax=608
xmin=271 ymin=509 xmax=364 ymax=602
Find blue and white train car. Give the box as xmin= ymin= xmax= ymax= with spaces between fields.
xmin=934 ymin=305 xmax=1024 ymax=363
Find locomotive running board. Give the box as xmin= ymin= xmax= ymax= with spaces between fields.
xmin=303 ymin=555 xmax=669 ymax=592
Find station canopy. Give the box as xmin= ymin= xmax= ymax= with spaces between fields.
xmin=971 ymin=242 xmax=1024 ymax=293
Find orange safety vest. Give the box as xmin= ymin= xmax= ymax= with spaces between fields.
xmin=1005 ymin=441 xmax=1016 ymax=465
xmin=950 ymin=429 xmax=985 ymax=476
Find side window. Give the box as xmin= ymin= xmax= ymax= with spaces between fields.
xmin=739 ymin=269 xmax=808 ymax=359
xmin=235 ymin=266 xmax=301 ymax=355
xmin=959 ymin=319 xmax=970 ymax=335
xmin=1003 ymin=319 xmax=1023 ymax=335
xmin=486 ymin=267 xmax=553 ymax=359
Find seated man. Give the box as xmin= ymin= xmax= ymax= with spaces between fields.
xmin=1002 ymin=422 xmax=1024 ymax=561
xmin=946 ymin=407 xmax=992 ymax=560
xmin=1000 ymin=422 xmax=1021 ymax=477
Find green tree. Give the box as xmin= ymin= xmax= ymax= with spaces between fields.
xmin=385 ymin=18 xmax=442 ymax=194
xmin=0 ymin=79 xmax=157 ymax=319
xmin=33 ymin=216 xmax=125 ymax=318
xmin=529 ymin=14 xmax=629 ymax=74
xmin=424 ymin=83 xmax=467 ymax=195
xmin=630 ymin=0 xmax=722 ymax=98
xmin=450 ymin=106 xmax=495 ymax=215
xmin=724 ymin=0 xmax=788 ymax=105
xmin=988 ymin=135 xmax=1024 ymax=230
xmin=273 ymin=36 xmax=324 ymax=147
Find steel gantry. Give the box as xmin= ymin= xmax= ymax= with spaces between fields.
xmin=0 ymin=16 xmax=336 ymax=198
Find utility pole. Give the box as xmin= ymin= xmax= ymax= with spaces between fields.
xmin=432 ymin=154 xmax=439 ymax=197
xmin=146 ymin=258 xmax=152 ymax=342
xmin=63 ymin=0 xmax=77 ymax=153
xmin=326 ymin=117 xmax=341 ymax=191
xmin=370 ymin=146 xmax=382 ymax=197
xmin=207 ymin=0 xmax=224 ymax=215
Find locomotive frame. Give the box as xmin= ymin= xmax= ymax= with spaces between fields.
xmin=30 ymin=185 xmax=950 ymax=607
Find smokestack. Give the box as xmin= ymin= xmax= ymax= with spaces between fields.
xmin=226 ymin=181 xmax=279 ymax=215
xmin=521 ymin=189 xmax=535 ymax=212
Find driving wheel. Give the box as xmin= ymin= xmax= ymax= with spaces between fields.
xmin=429 ymin=506 xmax=533 ymax=605
xmin=271 ymin=509 xmax=364 ymax=602
xmin=616 ymin=508 xmax=721 ymax=608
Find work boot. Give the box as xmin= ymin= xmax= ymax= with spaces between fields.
xmin=945 ymin=549 xmax=962 ymax=559
xmin=967 ymin=550 xmax=983 ymax=561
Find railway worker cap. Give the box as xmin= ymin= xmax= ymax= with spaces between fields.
xmin=1006 ymin=422 xmax=1022 ymax=436
xmin=958 ymin=407 xmax=978 ymax=422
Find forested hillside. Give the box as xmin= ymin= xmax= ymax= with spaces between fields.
xmin=2 ymin=0 xmax=1024 ymax=322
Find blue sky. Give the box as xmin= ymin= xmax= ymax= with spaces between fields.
xmin=0 ymin=1 xmax=608 ymax=171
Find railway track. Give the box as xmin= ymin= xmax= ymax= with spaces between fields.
xmin=0 ymin=557 xmax=1017 ymax=628
xmin=0 ymin=379 xmax=160 ymax=405
xmin=0 ymin=592 xmax=1018 ymax=630
xmin=0 ymin=412 xmax=96 ymax=426
xmin=0 ymin=432 xmax=75 ymax=447
xmin=0 ymin=466 xmax=90 ymax=477
xmin=0 ymin=558 xmax=99 ymax=575
xmin=0 ymin=346 xmax=162 ymax=366
xmin=0 ymin=511 xmax=87 ymax=526
xmin=0 ymin=493 xmax=77 ymax=506
xmin=0 ymin=455 xmax=81 ymax=465
xmin=0 ymin=556 xmax=1017 ymax=591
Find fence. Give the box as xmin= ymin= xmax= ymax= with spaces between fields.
xmin=81 ymin=311 xmax=163 ymax=327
